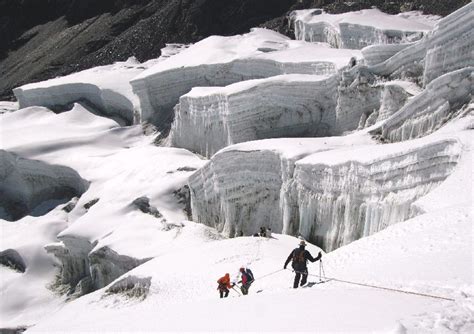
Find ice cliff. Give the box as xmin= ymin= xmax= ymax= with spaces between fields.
xmin=373 ymin=68 xmax=473 ymax=142
xmin=13 ymin=59 xmax=145 ymax=125
xmin=170 ymin=74 xmax=340 ymax=157
xmin=189 ymin=133 xmax=462 ymax=252
xmin=291 ymin=9 xmax=435 ymax=49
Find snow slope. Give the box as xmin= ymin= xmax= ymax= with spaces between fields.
xmin=0 ymin=103 xmax=206 ymax=327
xmin=27 ymin=207 xmax=473 ymax=332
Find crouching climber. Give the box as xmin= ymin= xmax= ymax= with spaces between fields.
xmin=238 ymin=267 xmax=254 ymax=295
xmin=284 ymin=239 xmax=322 ymax=288
xmin=217 ymin=273 xmax=234 ymax=298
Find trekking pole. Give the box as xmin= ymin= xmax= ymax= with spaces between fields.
xmin=319 ymin=260 xmax=322 ymax=282
xmin=320 ymin=259 xmax=326 ymax=282
xmin=231 ymin=286 xmax=241 ymax=296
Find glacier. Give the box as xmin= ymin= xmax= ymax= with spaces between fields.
xmin=1 ymin=2 xmax=473 ymax=331
xmin=131 ymin=28 xmax=361 ymax=128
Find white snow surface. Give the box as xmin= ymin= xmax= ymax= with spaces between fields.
xmin=27 ymin=209 xmax=473 ymax=332
xmin=134 ymin=28 xmax=361 ymax=80
xmin=0 ymin=103 xmax=207 ymax=327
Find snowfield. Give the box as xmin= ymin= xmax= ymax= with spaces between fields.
xmin=1 ymin=3 xmax=473 ymax=333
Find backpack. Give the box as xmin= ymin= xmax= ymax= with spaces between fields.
xmin=245 ymin=268 xmax=254 ymax=282
xmin=292 ymin=248 xmax=306 ymax=264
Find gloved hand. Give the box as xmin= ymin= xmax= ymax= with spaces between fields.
xmin=232 ymin=283 xmax=235 ymax=287
xmin=318 ymin=251 xmax=322 ymax=257
xmin=283 ymin=265 xmax=287 ymax=270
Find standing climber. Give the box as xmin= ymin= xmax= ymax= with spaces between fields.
xmin=238 ymin=267 xmax=254 ymax=295
xmin=284 ymin=239 xmax=322 ymax=288
xmin=217 ymin=273 xmax=234 ymax=298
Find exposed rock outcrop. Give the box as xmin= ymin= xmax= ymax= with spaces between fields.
xmin=0 ymin=249 xmax=26 ymax=273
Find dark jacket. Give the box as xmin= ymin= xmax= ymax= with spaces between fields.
xmin=284 ymin=246 xmax=321 ymax=271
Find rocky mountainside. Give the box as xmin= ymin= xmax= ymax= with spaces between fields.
xmin=0 ymin=0 xmax=469 ymax=100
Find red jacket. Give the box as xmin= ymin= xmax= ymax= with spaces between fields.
xmin=217 ymin=274 xmax=232 ymax=290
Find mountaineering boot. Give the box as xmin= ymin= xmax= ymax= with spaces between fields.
xmin=300 ymin=274 xmax=308 ymax=286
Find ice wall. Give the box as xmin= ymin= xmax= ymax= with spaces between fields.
xmin=170 ymin=64 xmax=424 ymax=156
xmin=13 ymin=59 xmax=145 ymax=125
xmin=335 ymin=65 xmax=381 ymax=133
xmin=0 ymin=150 xmax=88 ymax=221
xmin=423 ymin=2 xmax=474 ymax=85
xmin=376 ymin=82 xmax=418 ymax=122
xmin=189 ymin=137 xmax=460 ymax=252
xmin=170 ymin=74 xmax=339 ymax=157
xmin=291 ymin=9 xmax=433 ymax=49
xmin=368 ymin=3 xmax=474 ymax=85
xmin=373 ymin=68 xmax=473 ymax=142
xmin=361 ymin=43 xmax=413 ymax=66
xmin=189 ymin=149 xmax=285 ymax=236
xmin=291 ymin=139 xmax=460 ymax=251
xmin=45 ymin=236 xmax=149 ymax=297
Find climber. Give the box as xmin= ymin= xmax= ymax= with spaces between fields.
xmin=217 ymin=273 xmax=234 ymax=298
xmin=259 ymin=226 xmax=266 ymax=237
xmin=266 ymin=227 xmax=272 ymax=238
xmin=284 ymin=239 xmax=322 ymax=288
xmin=238 ymin=267 xmax=254 ymax=295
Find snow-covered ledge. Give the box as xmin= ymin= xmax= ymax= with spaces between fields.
xmin=13 ymin=59 xmax=145 ymax=125
xmin=291 ymin=9 xmax=435 ymax=49
xmin=372 ymin=68 xmax=473 ymax=142
xmin=130 ymin=28 xmax=361 ymax=127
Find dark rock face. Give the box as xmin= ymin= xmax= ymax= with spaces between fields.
xmin=131 ymin=196 xmax=162 ymax=218
xmin=0 ymin=0 xmax=296 ymax=100
xmin=0 ymin=150 xmax=89 ymax=221
xmin=0 ymin=0 xmax=468 ymax=101
xmin=0 ymin=249 xmax=26 ymax=273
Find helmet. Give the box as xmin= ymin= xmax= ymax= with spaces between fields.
xmin=240 ymin=267 xmax=245 ymax=272
xmin=299 ymin=240 xmax=306 ymax=246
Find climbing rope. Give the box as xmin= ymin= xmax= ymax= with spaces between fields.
xmin=288 ymin=267 xmax=454 ymax=302
xmin=254 ymin=268 xmax=285 ymax=281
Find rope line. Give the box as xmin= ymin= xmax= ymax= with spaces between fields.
xmin=287 ymin=267 xmax=454 ymax=302
xmin=254 ymin=268 xmax=285 ymax=281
